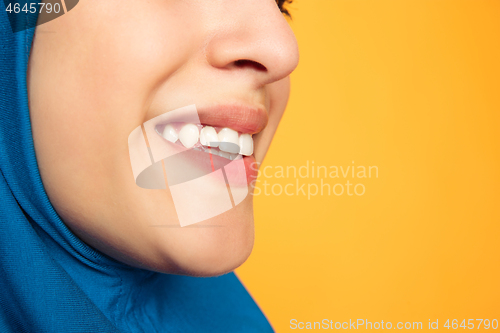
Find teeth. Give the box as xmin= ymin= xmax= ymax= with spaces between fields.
xmin=162 ymin=124 xmax=178 ymax=143
xmin=178 ymin=124 xmax=199 ymax=148
xmin=199 ymin=126 xmax=219 ymax=147
xmin=218 ymin=151 xmax=239 ymax=160
xmin=217 ymin=128 xmax=240 ymax=154
xmin=239 ymin=133 xmax=253 ymax=156
xmin=159 ymin=123 xmax=254 ymax=157
xmin=208 ymin=148 xmax=219 ymax=156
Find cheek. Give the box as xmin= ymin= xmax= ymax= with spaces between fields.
xmin=61 ymin=1 xmax=200 ymax=121
xmin=30 ymin=1 xmax=203 ymax=184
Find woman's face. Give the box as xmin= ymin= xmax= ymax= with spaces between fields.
xmin=28 ymin=0 xmax=298 ymax=276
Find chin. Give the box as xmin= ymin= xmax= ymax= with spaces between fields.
xmin=172 ymin=235 xmax=255 ymax=278
xmin=142 ymin=196 xmax=256 ymax=277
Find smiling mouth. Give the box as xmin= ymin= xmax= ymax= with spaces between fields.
xmin=128 ymin=104 xmax=259 ymax=226
xmin=155 ymin=122 xmax=254 ymax=160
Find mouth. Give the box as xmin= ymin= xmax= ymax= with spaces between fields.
xmin=152 ymin=103 xmax=266 ymax=182
xmin=153 ymin=103 xmax=266 ymax=158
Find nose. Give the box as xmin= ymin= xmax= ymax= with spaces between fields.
xmin=204 ymin=0 xmax=300 ymax=87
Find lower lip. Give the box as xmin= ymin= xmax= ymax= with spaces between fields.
xmin=203 ymin=151 xmax=257 ymax=187
xmin=243 ymin=155 xmax=258 ymax=185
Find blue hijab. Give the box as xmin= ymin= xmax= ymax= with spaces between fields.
xmin=0 ymin=9 xmax=272 ymax=333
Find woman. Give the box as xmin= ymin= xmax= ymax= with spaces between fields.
xmin=0 ymin=0 xmax=298 ymax=331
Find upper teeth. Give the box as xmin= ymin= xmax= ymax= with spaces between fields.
xmin=199 ymin=126 xmax=219 ymax=147
xmin=217 ymin=128 xmax=240 ymax=154
xmin=160 ymin=123 xmax=254 ymax=156
xmin=239 ymin=133 xmax=253 ymax=156
xmin=177 ymin=123 xmax=199 ymax=149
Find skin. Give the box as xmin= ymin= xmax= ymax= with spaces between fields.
xmin=28 ymin=0 xmax=299 ymax=276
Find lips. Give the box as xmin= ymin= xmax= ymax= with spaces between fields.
xmin=152 ymin=103 xmax=266 ymax=160
xmin=152 ymin=104 xmax=264 ymax=185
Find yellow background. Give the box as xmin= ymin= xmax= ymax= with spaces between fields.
xmin=236 ymin=0 xmax=500 ymax=331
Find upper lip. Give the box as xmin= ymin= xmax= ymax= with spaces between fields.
xmin=196 ymin=104 xmax=268 ymax=135
xmin=150 ymin=103 xmax=268 ymax=135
